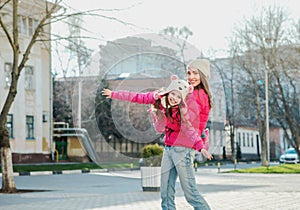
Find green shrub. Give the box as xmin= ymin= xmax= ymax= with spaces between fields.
xmin=141 ymin=143 xmax=164 ymax=166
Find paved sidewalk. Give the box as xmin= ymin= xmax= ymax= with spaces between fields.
xmin=0 ymin=168 xmax=299 ymax=210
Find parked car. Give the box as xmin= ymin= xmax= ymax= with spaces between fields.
xmin=279 ymin=148 xmax=300 ymax=164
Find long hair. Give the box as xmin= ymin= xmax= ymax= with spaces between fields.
xmin=194 ymin=70 xmax=213 ymax=109
xmin=154 ymin=93 xmax=187 ymax=123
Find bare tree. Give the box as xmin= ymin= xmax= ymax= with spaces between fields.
xmin=160 ymin=26 xmax=194 ymax=65
xmin=211 ymin=58 xmax=237 ymax=161
xmin=0 ymin=0 xmax=62 ymax=193
xmin=0 ymin=0 xmax=137 ymax=193
xmin=229 ymin=5 xmax=300 ymax=165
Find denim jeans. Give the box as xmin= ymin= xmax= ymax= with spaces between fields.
xmin=160 ymin=146 xmax=211 ymax=210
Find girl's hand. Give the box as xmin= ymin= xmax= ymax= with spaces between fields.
xmin=102 ymin=89 xmax=112 ymax=98
xmin=201 ymin=148 xmax=213 ymax=160
xmin=153 ymin=89 xmax=164 ymax=100
xmin=153 ymin=90 xmax=160 ymax=100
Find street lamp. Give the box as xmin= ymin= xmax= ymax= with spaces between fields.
xmin=264 ymin=36 xmax=272 ymax=166
xmin=264 ymin=59 xmax=270 ymax=166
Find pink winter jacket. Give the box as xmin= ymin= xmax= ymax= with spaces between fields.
xmin=184 ymin=89 xmax=210 ymax=151
xmin=111 ymin=90 xmax=205 ymax=151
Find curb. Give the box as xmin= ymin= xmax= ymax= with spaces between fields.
xmin=0 ymin=169 xmax=109 ymax=177
xmin=1 ymin=162 xmax=269 ymax=177
xmin=0 ymin=167 xmax=141 ymax=177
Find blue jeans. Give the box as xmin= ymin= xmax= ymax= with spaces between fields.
xmin=160 ymin=146 xmax=210 ymax=210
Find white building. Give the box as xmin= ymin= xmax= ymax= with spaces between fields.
xmin=235 ymin=126 xmax=261 ymax=160
xmin=0 ymin=0 xmax=54 ymax=163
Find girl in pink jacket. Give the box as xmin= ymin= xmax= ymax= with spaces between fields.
xmin=102 ymin=76 xmax=211 ymax=157
xmin=102 ymin=75 xmax=212 ymax=210
xmin=161 ymin=59 xmax=214 ymax=210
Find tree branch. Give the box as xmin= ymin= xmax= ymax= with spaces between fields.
xmin=18 ymin=1 xmax=61 ymax=73
xmin=0 ymin=15 xmax=13 ymax=49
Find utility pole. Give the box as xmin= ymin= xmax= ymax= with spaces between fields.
xmin=265 ymin=59 xmax=270 ymax=166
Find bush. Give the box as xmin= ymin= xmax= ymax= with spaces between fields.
xmin=141 ymin=143 xmax=164 ymax=166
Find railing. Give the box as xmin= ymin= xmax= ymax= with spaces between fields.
xmin=53 ymin=128 xmax=98 ymax=163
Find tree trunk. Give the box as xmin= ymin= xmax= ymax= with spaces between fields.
xmin=230 ymin=124 xmax=235 ymax=161
xmin=0 ymin=128 xmax=16 ymax=193
xmin=261 ymin=136 xmax=268 ymax=166
xmin=256 ymin=90 xmax=268 ymax=166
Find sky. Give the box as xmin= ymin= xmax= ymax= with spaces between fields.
xmin=57 ymin=0 xmax=300 ymax=58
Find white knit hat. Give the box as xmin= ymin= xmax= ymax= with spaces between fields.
xmin=159 ymin=75 xmax=193 ymax=108
xmin=187 ymin=59 xmax=210 ymax=80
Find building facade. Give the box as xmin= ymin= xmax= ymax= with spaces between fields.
xmin=0 ymin=0 xmax=53 ymax=163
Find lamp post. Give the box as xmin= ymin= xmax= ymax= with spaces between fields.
xmin=264 ymin=59 xmax=270 ymax=166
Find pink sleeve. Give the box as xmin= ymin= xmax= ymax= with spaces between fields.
xmin=111 ymin=90 xmax=156 ymax=105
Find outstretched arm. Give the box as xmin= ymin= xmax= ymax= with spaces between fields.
xmin=102 ymin=89 xmax=156 ymax=105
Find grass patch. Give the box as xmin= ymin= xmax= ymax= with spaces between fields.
xmin=98 ymin=162 xmax=139 ymax=169
xmin=227 ymin=164 xmax=300 ymax=174
xmin=0 ymin=162 xmax=139 ymax=173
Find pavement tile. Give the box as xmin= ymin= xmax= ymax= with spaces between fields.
xmin=1 ymin=166 xmax=299 ymax=210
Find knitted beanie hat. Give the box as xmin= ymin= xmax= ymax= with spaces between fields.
xmin=159 ymin=75 xmax=193 ymax=101
xmin=187 ymin=59 xmax=210 ymax=80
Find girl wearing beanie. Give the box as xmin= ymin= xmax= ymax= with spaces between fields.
xmin=102 ymin=74 xmax=213 ymax=210
xmin=162 ymin=58 xmax=213 ymax=210
xmin=159 ymin=60 xmax=213 ymax=210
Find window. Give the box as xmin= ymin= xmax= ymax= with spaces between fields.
xmin=250 ymin=133 xmax=254 ymax=147
xmin=4 ymin=63 xmax=12 ymax=87
xmin=28 ymin=18 xmax=34 ymax=36
xmin=26 ymin=115 xmax=34 ymax=139
xmin=6 ymin=114 xmax=14 ymax=138
xmin=18 ymin=15 xmax=27 ymax=35
xmin=247 ymin=133 xmax=250 ymax=147
xmin=25 ymin=66 xmax=34 ymax=90
xmin=237 ymin=132 xmax=241 ymax=146
xmin=28 ymin=18 xmax=39 ymax=36
xmin=18 ymin=16 xmax=39 ymax=36
xmin=242 ymin=133 xmax=246 ymax=147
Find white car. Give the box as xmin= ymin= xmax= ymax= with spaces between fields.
xmin=279 ymin=148 xmax=300 ymax=164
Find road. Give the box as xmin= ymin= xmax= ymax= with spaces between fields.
xmin=1 ymin=163 xmax=299 ymax=210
